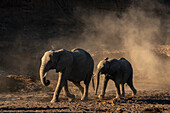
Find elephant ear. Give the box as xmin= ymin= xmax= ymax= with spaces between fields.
xmin=53 ymin=50 xmax=73 ymax=72
xmin=104 ymin=61 xmax=110 ymax=72
xmin=108 ymin=60 xmax=120 ymax=75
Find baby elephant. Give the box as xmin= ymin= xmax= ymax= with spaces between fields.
xmin=95 ymin=57 xmax=137 ymax=99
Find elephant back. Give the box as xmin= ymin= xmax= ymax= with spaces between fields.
xmin=72 ymin=48 xmax=94 ymax=71
xmin=72 ymin=48 xmax=94 ymax=63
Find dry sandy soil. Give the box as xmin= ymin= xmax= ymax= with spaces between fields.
xmin=0 ymin=45 xmax=169 ymax=112
xmin=0 ymin=75 xmax=169 ymax=112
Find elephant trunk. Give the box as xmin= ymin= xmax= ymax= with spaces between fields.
xmin=95 ymin=69 xmax=101 ymax=95
xmin=40 ymin=65 xmax=50 ymax=86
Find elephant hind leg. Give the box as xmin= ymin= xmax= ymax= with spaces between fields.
xmin=120 ymin=83 xmax=125 ymax=97
xmin=64 ymin=81 xmax=75 ymax=99
xmin=128 ymin=84 xmax=137 ymax=96
xmin=72 ymin=81 xmax=84 ymax=97
xmin=127 ymin=76 xmax=137 ymax=96
xmin=81 ymin=82 xmax=89 ymax=101
xmin=81 ymin=74 xmax=92 ymax=101
xmin=115 ymin=83 xmax=121 ymax=99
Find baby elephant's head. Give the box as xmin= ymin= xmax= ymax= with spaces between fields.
xmin=97 ymin=57 xmax=110 ymax=75
xmin=95 ymin=57 xmax=110 ymax=95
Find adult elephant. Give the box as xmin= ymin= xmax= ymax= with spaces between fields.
xmin=40 ymin=48 xmax=94 ymax=102
xmin=95 ymin=57 xmax=137 ymax=99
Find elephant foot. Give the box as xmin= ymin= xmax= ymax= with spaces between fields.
xmin=112 ymin=98 xmax=120 ymax=102
xmin=115 ymin=95 xmax=121 ymax=99
xmin=68 ymin=98 xmax=74 ymax=102
xmin=121 ymin=94 xmax=125 ymax=98
xmin=67 ymin=94 xmax=75 ymax=99
xmin=81 ymin=96 xmax=88 ymax=101
xmin=80 ymin=92 xmax=84 ymax=98
xmin=50 ymin=98 xmax=59 ymax=103
xmin=67 ymin=94 xmax=75 ymax=102
xmin=98 ymin=95 xmax=104 ymax=100
xmin=113 ymin=96 xmax=121 ymax=102
xmin=132 ymin=89 xmax=137 ymax=96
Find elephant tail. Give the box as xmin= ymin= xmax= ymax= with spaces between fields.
xmin=92 ymin=74 xmax=95 ymax=90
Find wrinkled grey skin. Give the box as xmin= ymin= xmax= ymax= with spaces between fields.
xmin=95 ymin=57 xmax=137 ymax=99
xmin=40 ymin=48 xmax=94 ymax=102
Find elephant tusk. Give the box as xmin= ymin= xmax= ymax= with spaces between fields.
xmin=43 ymin=72 xmax=47 ymax=78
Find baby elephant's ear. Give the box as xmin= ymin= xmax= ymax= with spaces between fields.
xmin=104 ymin=57 xmax=109 ymax=60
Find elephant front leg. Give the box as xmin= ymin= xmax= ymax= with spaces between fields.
xmin=64 ymin=81 xmax=75 ymax=99
xmin=98 ymin=77 xmax=109 ymax=99
xmin=51 ymin=69 xmax=70 ymax=103
xmin=51 ymin=75 xmax=65 ymax=103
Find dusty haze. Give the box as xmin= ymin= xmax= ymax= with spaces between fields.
xmin=49 ymin=1 xmax=170 ymax=91
xmin=0 ymin=0 xmax=169 ymax=91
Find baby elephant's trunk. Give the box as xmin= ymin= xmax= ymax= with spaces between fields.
xmin=91 ymin=75 xmax=95 ymax=90
xmin=95 ymin=70 xmax=101 ymax=95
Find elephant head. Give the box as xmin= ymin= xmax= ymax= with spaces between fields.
xmin=39 ymin=49 xmax=73 ymax=86
xmin=95 ymin=57 xmax=110 ymax=95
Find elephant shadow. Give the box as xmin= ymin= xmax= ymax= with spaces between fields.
xmin=0 ymin=107 xmax=69 ymax=111
xmin=101 ymin=96 xmax=170 ymax=105
xmin=135 ymin=97 xmax=170 ymax=105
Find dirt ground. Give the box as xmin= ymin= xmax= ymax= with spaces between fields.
xmin=0 ymin=46 xmax=169 ymax=112
xmin=0 ymin=45 xmax=169 ymax=112
xmin=0 ymin=47 xmax=169 ymax=112
xmin=0 ymin=75 xmax=169 ymax=112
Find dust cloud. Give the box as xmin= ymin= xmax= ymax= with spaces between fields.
xmin=46 ymin=1 xmax=170 ymax=90
xmin=70 ymin=1 xmax=170 ymax=90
